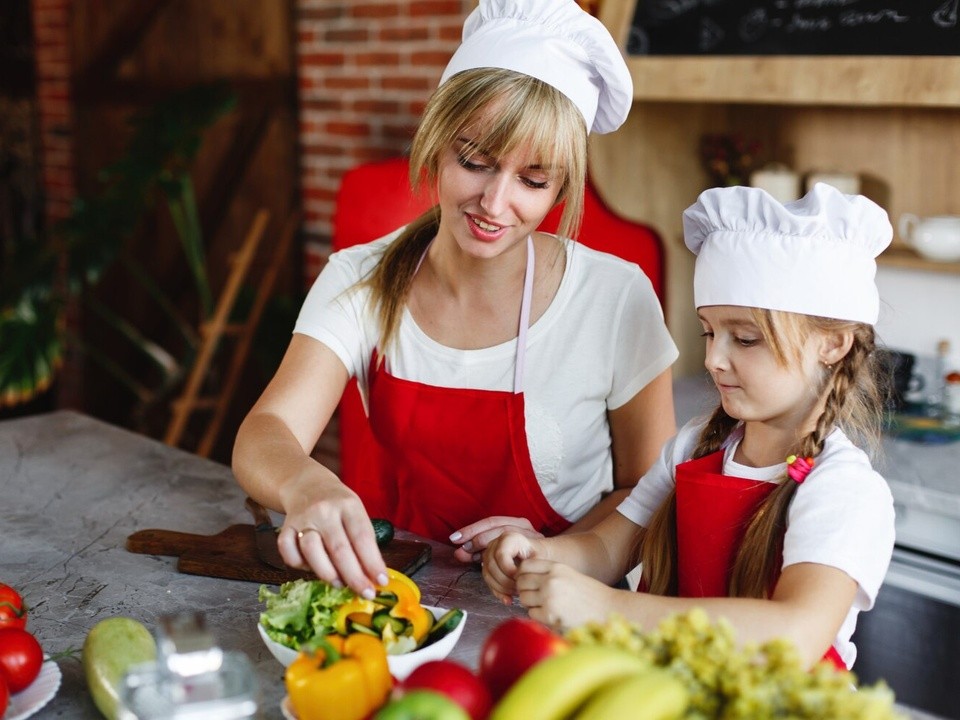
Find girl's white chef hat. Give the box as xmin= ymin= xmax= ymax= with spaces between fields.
xmin=683 ymin=183 xmax=893 ymax=324
xmin=439 ymin=0 xmax=633 ymax=135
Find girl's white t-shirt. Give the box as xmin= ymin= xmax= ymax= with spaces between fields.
xmin=618 ymin=418 xmax=896 ymax=668
xmin=295 ymin=232 xmax=679 ymax=522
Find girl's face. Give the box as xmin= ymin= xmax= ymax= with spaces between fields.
xmin=699 ymin=305 xmax=825 ymax=431
xmin=434 ymin=110 xmax=563 ymax=260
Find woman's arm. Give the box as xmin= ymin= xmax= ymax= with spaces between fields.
xmin=565 ymin=367 xmax=676 ymax=532
xmin=232 ymin=333 xmax=387 ymax=596
xmin=451 ymin=367 xmax=676 ymax=560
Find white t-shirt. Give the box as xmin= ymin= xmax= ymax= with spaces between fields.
xmin=618 ymin=419 xmax=896 ymax=668
xmin=295 ymin=231 xmax=679 ymax=522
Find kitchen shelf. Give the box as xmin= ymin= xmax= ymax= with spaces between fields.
xmin=879 ymin=246 xmax=960 ymax=274
xmin=623 ymin=57 xmax=960 ymax=108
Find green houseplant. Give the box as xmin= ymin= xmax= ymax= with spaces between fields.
xmin=0 ymin=82 xmax=237 ymax=413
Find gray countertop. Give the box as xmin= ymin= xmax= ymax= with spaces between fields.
xmin=1 ymin=398 xmax=951 ymax=719
xmin=0 ymin=410 xmax=523 ymax=719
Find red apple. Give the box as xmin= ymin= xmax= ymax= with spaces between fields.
xmin=399 ymin=660 xmax=491 ymax=720
xmin=478 ymin=618 xmax=570 ymax=701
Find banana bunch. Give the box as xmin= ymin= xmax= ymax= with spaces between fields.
xmin=489 ymin=645 xmax=688 ymax=720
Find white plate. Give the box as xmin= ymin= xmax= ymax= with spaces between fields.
xmin=280 ymin=695 xmax=297 ymax=720
xmin=258 ymin=605 xmax=466 ymax=681
xmin=4 ymin=658 xmax=61 ymax=720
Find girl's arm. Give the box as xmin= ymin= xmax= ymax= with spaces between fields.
xmin=515 ymin=560 xmax=857 ymax=669
xmin=483 ymin=510 xmax=640 ymax=601
xmin=232 ymin=334 xmax=387 ymax=597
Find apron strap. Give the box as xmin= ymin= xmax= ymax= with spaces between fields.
xmin=413 ymin=235 xmax=536 ymax=395
xmin=513 ymin=234 xmax=535 ymax=394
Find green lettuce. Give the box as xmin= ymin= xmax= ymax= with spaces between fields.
xmin=258 ymin=579 xmax=355 ymax=649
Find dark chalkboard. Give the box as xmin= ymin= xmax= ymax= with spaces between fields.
xmin=627 ymin=0 xmax=960 ymax=55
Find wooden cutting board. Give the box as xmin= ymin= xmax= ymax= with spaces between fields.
xmin=125 ymin=524 xmax=432 ymax=585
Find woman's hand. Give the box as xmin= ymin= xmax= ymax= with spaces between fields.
xmin=514 ymin=558 xmax=614 ymax=631
xmin=450 ymin=516 xmax=544 ymax=563
xmin=481 ymin=531 xmax=544 ymax=604
xmin=276 ymin=469 xmax=388 ymax=599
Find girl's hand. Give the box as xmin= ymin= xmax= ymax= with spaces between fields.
xmin=514 ymin=558 xmax=614 ymax=631
xmin=481 ymin=531 xmax=543 ymax=604
xmin=450 ymin=516 xmax=544 ymax=563
xmin=276 ymin=471 xmax=387 ymax=599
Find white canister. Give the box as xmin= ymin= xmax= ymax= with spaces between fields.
xmin=749 ymin=164 xmax=801 ymax=204
xmin=944 ymin=373 xmax=960 ymax=417
xmin=806 ymin=171 xmax=861 ymax=195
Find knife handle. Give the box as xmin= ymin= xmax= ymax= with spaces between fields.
xmin=244 ymin=496 xmax=275 ymax=531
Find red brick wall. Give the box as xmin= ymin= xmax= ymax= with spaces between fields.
xmin=31 ymin=0 xmax=75 ymax=228
xmin=295 ymin=0 xmax=472 ymax=284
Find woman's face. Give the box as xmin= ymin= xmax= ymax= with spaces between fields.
xmin=434 ymin=109 xmax=563 ymax=260
xmin=699 ymin=305 xmax=825 ymax=431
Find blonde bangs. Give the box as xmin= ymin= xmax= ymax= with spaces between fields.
xmin=410 ymin=68 xmax=587 ymax=241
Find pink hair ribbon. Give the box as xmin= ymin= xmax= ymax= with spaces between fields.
xmin=786 ymin=454 xmax=815 ymax=484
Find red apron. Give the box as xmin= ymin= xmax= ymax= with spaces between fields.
xmin=673 ymin=449 xmax=846 ymax=670
xmin=357 ymin=236 xmax=572 ymax=542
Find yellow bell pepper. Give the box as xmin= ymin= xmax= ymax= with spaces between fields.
xmin=333 ymin=597 xmax=379 ymax=635
xmin=285 ymin=634 xmax=392 ymax=720
xmin=383 ymin=568 xmax=420 ymax=603
xmin=379 ymin=569 xmax=432 ymax=644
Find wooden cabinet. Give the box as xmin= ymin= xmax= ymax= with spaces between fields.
xmin=593 ymin=1 xmax=960 ymax=376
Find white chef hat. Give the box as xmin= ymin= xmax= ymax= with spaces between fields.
xmin=438 ymin=0 xmax=633 ymax=135
xmin=683 ymin=183 xmax=893 ymax=324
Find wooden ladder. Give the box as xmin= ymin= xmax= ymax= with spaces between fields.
xmin=164 ymin=208 xmax=299 ymax=456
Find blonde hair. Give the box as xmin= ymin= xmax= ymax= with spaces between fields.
xmin=362 ymin=68 xmax=588 ymax=357
xmin=639 ymin=309 xmax=886 ymax=598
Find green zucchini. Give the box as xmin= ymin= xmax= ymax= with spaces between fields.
xmin=371 ymin=518 xmax=395 ymax=546
xmin=419 ymin=608 xmax=464 ymax=649
xmin=349 ymin=621 xmax=380 ymax=637
xmin=371 ymin=611 xmax=410 ymax=635
xmin=83 ymin=617 xmax=157 ymax=720
xmin=374 ymin=590 xmax=398 ymax=608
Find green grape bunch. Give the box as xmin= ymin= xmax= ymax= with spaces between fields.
xmin=566 ymin=609 xmax=905 ymax=719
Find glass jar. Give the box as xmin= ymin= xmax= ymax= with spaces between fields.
xmin=118 ymin=613 xmax=259 ymax=719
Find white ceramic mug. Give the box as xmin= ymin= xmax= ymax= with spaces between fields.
xmin=898 ymin=214 xmax=960 ymax=263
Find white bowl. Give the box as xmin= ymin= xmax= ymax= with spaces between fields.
xmin=258 ymin=605 xmax=466 ymax=681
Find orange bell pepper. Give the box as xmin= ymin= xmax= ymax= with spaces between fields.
xmin=285 ymin=634 xmax=392 ymax=720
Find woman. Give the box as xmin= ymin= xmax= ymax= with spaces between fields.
xmin=233 ymin=0 xmax=678 ymax=599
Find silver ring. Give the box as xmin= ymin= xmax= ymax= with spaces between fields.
xmin=297 ymin=528 xmax=320 ymax=540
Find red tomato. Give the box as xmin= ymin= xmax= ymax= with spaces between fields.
xmin=400 ymin=660 xmax=491 ymax=720
xmin=0 ymin=628 xmax=43 ymax=693
xmin=0 ymin=584 xmax=27 ymax=631
xmin=478 ymin=617 xmax=569 ymax=701
xmin=0 ymin=675 xmax=8 ymax=717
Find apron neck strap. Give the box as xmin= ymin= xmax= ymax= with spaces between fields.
xmin=413 ymin=235 xmax=536 ymax=395
xmin=513 ymin=234 xmax=535 ymax=394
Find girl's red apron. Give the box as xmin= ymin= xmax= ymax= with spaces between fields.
xmin=353 ymin=236 xmax=571 ymax=542
xmin=673 ymin=449 xmax=846 ymax=670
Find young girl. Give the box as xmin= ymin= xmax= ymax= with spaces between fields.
xmin=483 ymin=183 xmax=896 ymax=670
xmin=233 ymin=0 xmax=677 ymax=599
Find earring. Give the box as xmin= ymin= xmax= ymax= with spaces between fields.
xmin=822 ymin=360 xmax=834 ymax=370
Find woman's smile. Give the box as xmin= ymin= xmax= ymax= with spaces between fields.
xmin=466 ymin=212 xmax=509 ymax=243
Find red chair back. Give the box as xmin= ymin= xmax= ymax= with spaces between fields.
xmin=331 ymin=157 xmax=665 ymax=489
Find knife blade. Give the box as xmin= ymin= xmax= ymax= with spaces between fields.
xmin=244 ymin=497 xmax=289 ymax=571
